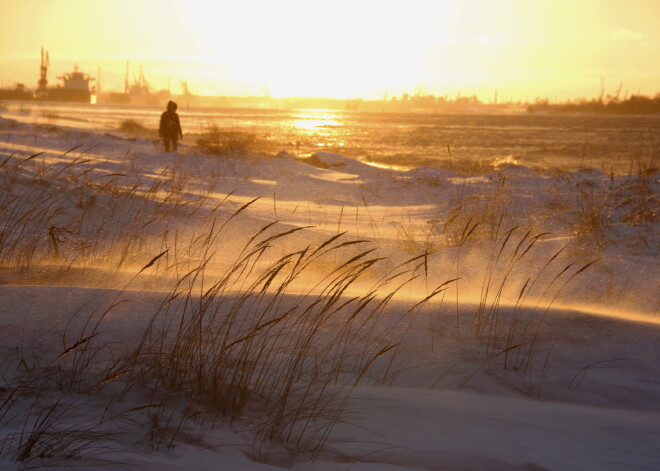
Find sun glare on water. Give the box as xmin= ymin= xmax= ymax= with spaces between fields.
xmin=292 ymin=111 xmax=342 ymax=132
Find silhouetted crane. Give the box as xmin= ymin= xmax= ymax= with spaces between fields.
xmin=181 ymin=81 xmax=191 ymax=97
xmin=38 ymin=47 xmax=49 ymax=94
xmin=614 ymin=82 xmax=623 ymax=102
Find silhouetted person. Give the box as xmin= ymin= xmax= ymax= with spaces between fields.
xmin=159 ymin=101 xmax=183 ymax=152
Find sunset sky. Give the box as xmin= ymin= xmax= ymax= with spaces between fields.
xmin=1 ymin=0 xmax=658 ymax=101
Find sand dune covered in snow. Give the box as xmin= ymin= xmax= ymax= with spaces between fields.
xmin=0 ymin=115 xmax=658 ymax=470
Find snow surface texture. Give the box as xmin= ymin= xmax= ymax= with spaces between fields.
xmin=0 ymin=115 xmax=658 ymax=471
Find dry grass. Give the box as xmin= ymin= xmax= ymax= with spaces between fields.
xmin=0 ymin=145 xmax=224 ymax=283
xmin=0 ymin=135 xmax=606 ymax=468
xmin=0 ymin=218 xmax=454 ymax=466
xmin=442 ymin=171 xmax=511 ymax=246
xmin=543 ymin=161 xmax=658 ymax=254
xmin=119 ymin=119 xmax=148 ymax=134
xmin=0 ymin=148 xmax=449 ymax=465
xmin=197 ymin=124 xmax=268 ymax=156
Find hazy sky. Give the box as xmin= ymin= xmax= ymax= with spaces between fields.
xmin=1 ymin=0 xmax=659 ymax=100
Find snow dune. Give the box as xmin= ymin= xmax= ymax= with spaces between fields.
xmin=0 ymin=116 xmax=658 ymax=470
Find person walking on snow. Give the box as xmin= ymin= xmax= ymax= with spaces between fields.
xmin=159 ymin=100 xmax=183 ymax=152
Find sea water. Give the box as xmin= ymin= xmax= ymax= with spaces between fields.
xmin=4 ymin=102 xmax=658 ymax=174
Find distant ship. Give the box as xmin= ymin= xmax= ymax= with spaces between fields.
xmin=0 ymin=49 xmax=189 ymax=107
xmin=104 ymin=62 xmax=170 ymax=106
xmin=36 ymin=48 xmax=95 ymax=103
xmin=0 ymin=82 xmax=33 ymax=100
xmin=43 ymin=66 xmax=95 ymax=102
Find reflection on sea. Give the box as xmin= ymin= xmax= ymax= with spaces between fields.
xmin=292 ymin=110 xmax=342 ymax=132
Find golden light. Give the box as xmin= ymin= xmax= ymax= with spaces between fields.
xmin=171 ymin=0 xmax=457 ymax=98
xmin=1 ymin=0 xmax=659 ymax=100
xmin=292 ymin=111 xmax=342 ymax=132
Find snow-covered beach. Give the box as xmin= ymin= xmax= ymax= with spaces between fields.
xmin=0 ymin=112 xmax=658 ymax=471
